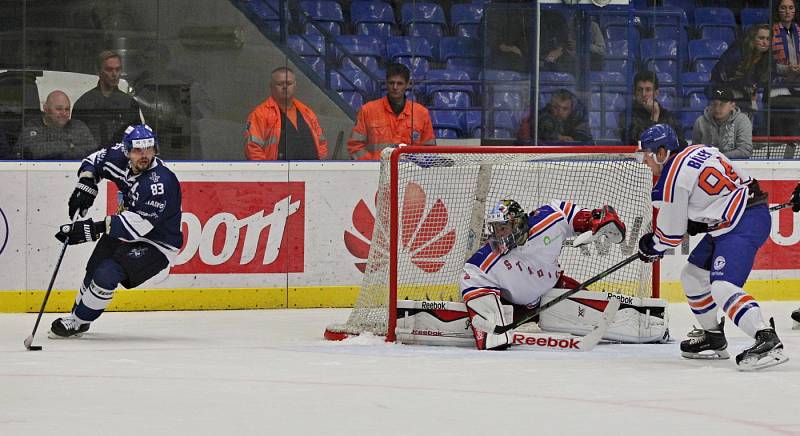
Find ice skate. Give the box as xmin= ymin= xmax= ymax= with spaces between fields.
xmin=791 ymin=308 xmax=800 ymax=329
xmin=48 ymin=315 xmax=90 ymax=339
xmin=736 ymin=318 xmax=789 ymax=371
xmin=680 ymin=318 xmax=729 ymax=359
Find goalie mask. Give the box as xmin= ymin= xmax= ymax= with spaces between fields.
xmin=486 ymin=199 xmax=529 ymax=254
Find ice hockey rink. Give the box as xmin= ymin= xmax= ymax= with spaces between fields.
xmin=0 ymin=302 xmax=799 ymax=436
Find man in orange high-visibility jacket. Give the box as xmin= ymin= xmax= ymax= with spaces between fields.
xmin=347 ymin=63 xmax=435 ymax=160
xmin=245 ymin=67 xmax=328 ymax=160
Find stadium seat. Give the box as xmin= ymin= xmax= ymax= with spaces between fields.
xmin=590 ymin=71 xmax=626 ymax=84
xmin=590 ymin=92 xmax=626 ymax=112
xmin=287 ymin=35 xmax=326 ymax=79
xmin=687 ymin=39 xmax=727 ymax=71
xmin=681 ymin=71 xmax=710 ymax=105
xmin=740 ymin=8 xmax=769 ymax=31
xmin=657 ymin=86 xmax=678 ymax=112
xmin=243 ymin=0 xmax=291 ymax=34
xmin=339 ymin=91 xmax=364 ymax=111
xmin=465 ymin=110 xmax=482 ymax=137
xmin=451 ymin=3 xmax=483 ymax=38
xmin=430 ymin=110 xmax=464 ymax=137
xmin=589 ymin=111 xmax=620 ymax=141
xmin=694 ymin=59 xmax=718 ymax=73
xmin=351 ymin=1 xmax=397 ymax=37
xmin=641 ymin=38 xmax=679 ymax=81
xmin=681 ymin=111 xmax=701 ymax=139
xmin=438 ymin=37 xmax=480 ymax=65
xmin=687 ymin=92 xmax=708 ymax=110
xmin=401 ymin=2 xmax=447 ymax=41
xmin=694 ymin=8 xmax=737 ymax=45
xmin=603 ymin=40 xmax=634 ymax=76
xmin=386 ymin=36 xmax=434 ymax=78
xmin=662 ymin=0 xmax=695 ymax=26
xmin=299 ymin=0 xmax=344 ymax=37
xmin=424 ymin=69 xmax=474 ymax=98
xmin=335 ymin=35 xmax=385 ymax=72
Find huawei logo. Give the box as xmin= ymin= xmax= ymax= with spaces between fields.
xmin=344 ymin=182 xmax=456 ymax=273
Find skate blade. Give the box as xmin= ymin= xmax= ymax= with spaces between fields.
xmin=737 ymin=350 xmax=790 ymax=371
xmin=47 ymin=330 xmax=85 ymax=339
xmin=681 ymin=349 xmax=730 ymax=360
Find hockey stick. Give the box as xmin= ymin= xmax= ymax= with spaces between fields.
xmin=23 ymin=213 xmax=79 ymax=351
xmin=494 ymin=253 xmax=639 ymax=334
xmin=769 ymin=202 xmax=794 ymax=212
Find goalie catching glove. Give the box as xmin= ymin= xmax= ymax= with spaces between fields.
xmin=573 ymin=205 xmax=626 ymax=246
xmin=55 ymin=218 xmax=108 ymax=245
xmin=68 ymin=174 xmax=98 ymax=218
xmin=637 ymin=232 xmax=665 ymax=263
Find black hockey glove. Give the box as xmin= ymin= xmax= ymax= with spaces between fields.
xmin=686 ymin=220 xmax=709 ymax=236
xmin=55 ymin=219 xmax=106 ymax=245
xmin=68 ymin=177 xmax=98 ymax=218
xmin=792 ymin=182 xmax=800 ymax=213
xmin=637 ymin=232 xmax=664 ymax=263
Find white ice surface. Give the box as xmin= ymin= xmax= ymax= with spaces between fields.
xmin=2 ymin=302 xmax=800 ymax=436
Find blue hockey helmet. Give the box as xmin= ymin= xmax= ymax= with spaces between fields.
xmin=639 ymin=123 xmax=681 ymax=154
xmin=122 ymin=124 xmax=158 ymax=154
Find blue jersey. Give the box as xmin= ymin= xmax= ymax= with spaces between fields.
xmin=79 ymin=144 xmax=183 ymax=260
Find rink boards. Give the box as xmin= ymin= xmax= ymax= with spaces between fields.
xmin=0 ymin=160 xmax=798 ymax=312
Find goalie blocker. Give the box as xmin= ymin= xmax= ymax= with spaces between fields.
xmin=395 ymin=290 xmax=669 ymax=347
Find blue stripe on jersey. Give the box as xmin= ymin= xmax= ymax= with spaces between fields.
xmin=483 ymin=254 xmax=503 ymax=273
xmin=733 ymin=301 xmax=759 ymax=325
xmin=651 ymin=160 xmax=674 ymax=202
xmin=558 ymin=201 xmax=576 ymax=223
xmin=466 ymin=245 xmax=494 ymax=268
xmin=720 ymin=188 xmax=746 ymax=224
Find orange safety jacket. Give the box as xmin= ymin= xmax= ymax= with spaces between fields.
xmin=244 ymin=97 xmax=328 ymax=160
xmin=347 ymin=97 xmax=436 ymax=160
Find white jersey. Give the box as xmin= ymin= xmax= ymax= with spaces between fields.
xmin=650 ymin=144 xmax=753 ymax=252
xmin=460 ymin=201 xmax=583 ymax=306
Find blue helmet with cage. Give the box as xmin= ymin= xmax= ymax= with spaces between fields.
xmin=639 ymin=123 xmax=681 ymax=154
xmin=122 ymin=124 xmax=158 ymax=155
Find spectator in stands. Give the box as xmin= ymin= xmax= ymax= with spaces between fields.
xmin=516 ymin=89 xmax=591 ymax=144
xmin=12 ymin=90 xmax=96 ymax=160
xmin=244 ymin=66 xmax=328 ymax=160
xmin=769 ymin=0 xmax=800 ymax=136
xmin=72 ymin=50 xmax=142 ymax=147
xmin=620 ymin=70 xmax=684 ymax=146
xmin=567 ymin=15 xmax=605 ymax=71
xmin=692 ymin=86 xmax=753 ymax=159
xmin=347 ymin=63 xmax=435 ymax=160
xmin=539 ymin=9 xmax=577 ymax=74
xmin=711 ymin=24 xmax=771 ymax=117
xmin=485 ymin=4 xmax=533 ymax=73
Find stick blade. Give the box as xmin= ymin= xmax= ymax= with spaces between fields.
xmin=24 ymin=335 xmax=42 ymax=351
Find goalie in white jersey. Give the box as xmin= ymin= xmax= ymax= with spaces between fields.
xmin=460 ymin=199 xmax=626 ymax=350
xmin=636 ymin=124 xmax=787 ymax=371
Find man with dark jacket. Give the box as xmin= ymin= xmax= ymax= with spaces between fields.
xmin=620 ymin=71 xmax=684 ymax=146
xmin=517 ymin=89 xmax=591 ymax=144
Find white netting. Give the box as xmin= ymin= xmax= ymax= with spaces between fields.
xmin=328 ymin=147 xmax=654 ymax=338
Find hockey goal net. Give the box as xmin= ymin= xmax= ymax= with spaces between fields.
xmin=326 ymin=146 xmax=655 ymax=342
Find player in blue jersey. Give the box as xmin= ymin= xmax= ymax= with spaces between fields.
xmin=49 ymin=124 xmax=183 ymax=338
xmin=637 ymin=123 xmax=788 ymax=370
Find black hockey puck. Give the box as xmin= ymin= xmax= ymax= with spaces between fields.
xmin=27 ymin=345 xmax=42 ymax=351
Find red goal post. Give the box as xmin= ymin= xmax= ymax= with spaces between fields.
xmin=326 ymin=145 xmax=657 ymax=342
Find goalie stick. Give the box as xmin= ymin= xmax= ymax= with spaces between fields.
xmin=494 ymin=253 xmax=639 ymax=334
xmin=769 ymin=201 xmax=794 ymax=212
xmin=23 ymin=213 xmax=79 ymax=351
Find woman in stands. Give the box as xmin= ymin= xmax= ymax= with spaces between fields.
xmin=711 ymin=24 xmax=771 ymax=119
xmin=769 ymin=0 xmax=800 ymax=136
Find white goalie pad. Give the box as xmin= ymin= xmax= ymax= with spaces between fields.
xmin=538 ymin=289 xmax=670 ymax=343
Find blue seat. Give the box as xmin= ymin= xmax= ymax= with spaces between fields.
xmin=658 ymin=86 xmax=678 ymax=111
xmin=430 ymin=110 xmax=464 ymax=137
xmin=694 ymin=7 xmax=737 ymax=44
xmin=687 ymin=93 xmax=708 ymax=110
xmin=335 ymin=35 xmax=385 ymax=71
xmin=687 ymin=39 xmax=727 ymax=70
xmin=451 ymin=3 xmax=483 ymax=38
xmin=299 ymin=0 xmax=344 ymax=37
xmin=482 ymin=70 xmax=523 ymax=81
xmin=438 ymin=37 xmax=480 ymax=64
xmin=694 ymin=59 xmax=718 ymax=73
xmin=287 ymin=35 xmax=326 ymax=78
xmin=424 ymin=69 xmax=473 ymax=96
xmin=590 ymin=71 xmax=626 ymax=84
xmin=662 ymin=0 xmax=696 ymax=26
xmin=243 ymin=0 xmax=291 ymax=34
xmin=430 ymin=90 xmax=471 ymax=109
xmin=340 ymin=91 xmax=364 ymax=111
xmin=329 ymin=69 xmax=375 ymax=100
xmin=590 ymin=92 xmax=626 ymax=111
xmin=641 ymin=38 xmax=679 ymax=81
xmin=589 ymin=111 xmax=620 ymax=141
xmin=603 ymin=40 xmax=635 ymax=76
xmin=465 ymin=110 xmax=482 ymax=137
xmin=386 ymin=36 xmax=433 ymax=78
xmin=681 ymin=111 xmax=701 ymax=139
xmin=741 ymin=8 xmax=769 ymax=31
xmin=681 ymin=71 xmax=710 ymax=103
xmin=401 ymin=2 xmax=447 ymax=41
xmin=351 ymin=1 xmax=397 ymax=37
xmin=446 ymin=59 xmax=481 ymax=77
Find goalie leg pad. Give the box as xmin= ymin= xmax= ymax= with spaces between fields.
xmin=465 ymin=293 xmax=512 ymax=350
xmin=538 ymin=289 xmax=669 ymax=343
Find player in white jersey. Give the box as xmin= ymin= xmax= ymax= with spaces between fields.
xmin=636 ymin=124 xmax=788 ymax=371
xmin=459 ymin=199 xmax=626 ymax=350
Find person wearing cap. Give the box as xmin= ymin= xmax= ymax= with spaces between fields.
xmin=692 ymin=86 xmax=753 ymax=159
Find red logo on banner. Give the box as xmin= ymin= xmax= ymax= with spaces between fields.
xmin=108 ymin=181 xmax=305 ymax=274
xmin=344 ymin=182 xmax=456 ymax=273
xmin=755 ymin=180 xmax=800 ymax=270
